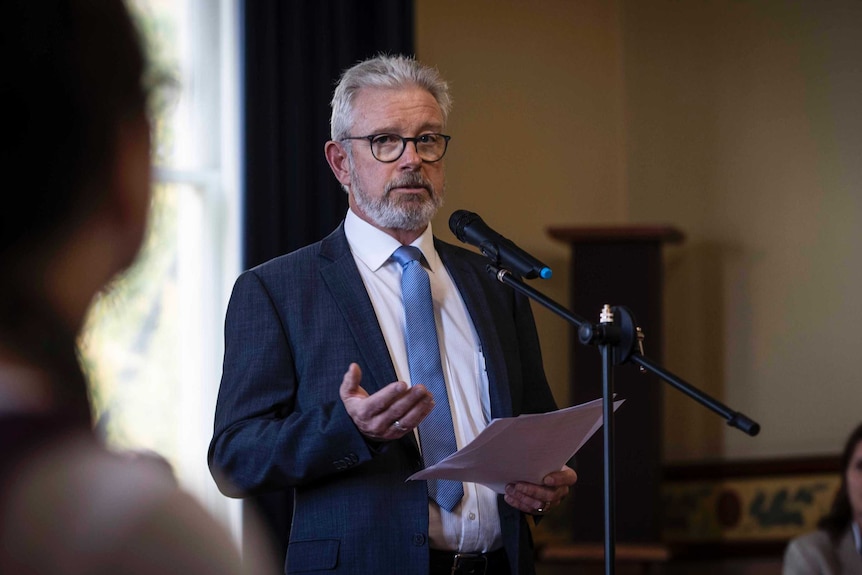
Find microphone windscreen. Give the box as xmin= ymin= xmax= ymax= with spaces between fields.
xmin=448 ymin=210 xmax=478 ymax=242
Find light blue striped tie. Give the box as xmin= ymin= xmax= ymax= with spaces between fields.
xmin=392 ymin=246 xmax=463 ymax=511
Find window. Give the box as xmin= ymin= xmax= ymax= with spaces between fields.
xmin=78 ymin=0 xmax=243 ymax=538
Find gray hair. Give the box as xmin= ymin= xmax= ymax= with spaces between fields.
xmin=329 ymin=54 xmax=452 ymax=141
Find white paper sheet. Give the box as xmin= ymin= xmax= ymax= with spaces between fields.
xmin=407 ymin=397 xmax=624 ymax=494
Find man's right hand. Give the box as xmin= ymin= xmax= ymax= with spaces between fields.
xmin=339 ymin=363 xmax=435 ymax=441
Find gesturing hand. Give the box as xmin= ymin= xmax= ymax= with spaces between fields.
xmin=339 ymin=363 xmax=435 ymax=441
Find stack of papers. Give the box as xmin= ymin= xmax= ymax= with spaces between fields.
xmin=408 ymin=397 xmax=624 ymax=493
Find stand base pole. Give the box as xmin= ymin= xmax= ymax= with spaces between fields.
xmin=602 ymin=343 xmax=615 ymax=575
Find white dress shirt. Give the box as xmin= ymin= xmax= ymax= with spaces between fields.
xmin=344 ymin=209 xmax=503 ymax=552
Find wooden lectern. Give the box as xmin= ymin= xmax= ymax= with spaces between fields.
xmin=546 ymin=225 xmax=684 ymax=545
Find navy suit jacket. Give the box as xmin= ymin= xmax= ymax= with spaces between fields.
xmin=208 ymin=223 xmax=558 ymax=574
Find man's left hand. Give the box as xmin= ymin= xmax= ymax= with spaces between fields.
xmin=504 ymin=465 xmax=577 ymax=515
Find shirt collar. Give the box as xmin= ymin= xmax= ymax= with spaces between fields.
xmin=344 ymin=208 xmax=440 ymax=273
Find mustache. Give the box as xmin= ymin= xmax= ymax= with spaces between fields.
xmin=385 ymin=172 xmax=433 ymax=195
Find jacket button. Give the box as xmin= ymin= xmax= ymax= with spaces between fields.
xmin=412 ymin=533 xmax=426 ymax=546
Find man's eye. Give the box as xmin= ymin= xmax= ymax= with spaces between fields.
xmin=418 ymin=134 xmax=438 ymax=144
xmin=373 ymin=134 xmax=397 ymax=145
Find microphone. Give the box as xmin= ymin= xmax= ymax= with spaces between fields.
xmin=448 ymin=210 xmax=552 ymax=280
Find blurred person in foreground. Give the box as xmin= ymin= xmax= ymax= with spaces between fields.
xmin=783 ymin=422 xmax=862 ymax=574
xmin=0 ymin=1 xmax=270 ymax=573
xmin=208 ymin=54 xmax=576 ymax=575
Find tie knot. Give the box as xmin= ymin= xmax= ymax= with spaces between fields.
xmin=392 ymin=245 xmax=424 ymax=268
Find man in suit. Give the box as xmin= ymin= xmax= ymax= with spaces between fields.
xmin=208 ymin=54 xmax=577 ymax=575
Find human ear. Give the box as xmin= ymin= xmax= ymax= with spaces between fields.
xmin=324 ymin=140 xmax=352 ymax=187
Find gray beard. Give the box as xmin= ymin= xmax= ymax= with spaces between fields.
xmin=349 ymin=166 xmax=444 ymax=231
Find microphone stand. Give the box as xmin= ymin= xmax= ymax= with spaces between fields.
xmin=486 ymin=265 xmax=760 ymax=575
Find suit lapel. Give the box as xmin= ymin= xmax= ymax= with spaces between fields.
xmin=437 ymin=240 xmax=514 ymax=419
xmin=319 ymin=225 xmax=397 ymax=395
xmin=319 ymin=225 xmax=420 ymax=453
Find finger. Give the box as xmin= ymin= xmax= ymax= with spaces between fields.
xmin=370 ymin=389 xmax=435 ymax=440
xmin=338 ymin=363 xmax=364 ymax=401
xmin=390 ymin=419 xmax=410 ymax=434
xmin=360 ymin=380 xmax=412 ymax=418
xmin=366 ymin=394 xmax=432 ymax=437
xmin=380 ymin=384 xmax=434 ymax=429
xmin=508 ymin=480 xmax=556 ymax=500
xmin=506 ymin=477 xmax=573 ymax=516
xmin=340 ymin=367 xmax=407 ymax=438
xmin=504 ymin=482 xmax=554 ymax=512
xmin=347 ymin=381 xmax=418 ymax=439
xmin=543 ymin=466 xmax=578 ymax=488
xmin=503 ymin=490 xmax=550 ymax=515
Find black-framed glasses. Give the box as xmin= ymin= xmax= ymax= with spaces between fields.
xmin=341 ymin=133 xmax=451 ymax=163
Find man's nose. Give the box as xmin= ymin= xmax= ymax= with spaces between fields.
xmin=398 ymin=140 xmax=423 ymax=166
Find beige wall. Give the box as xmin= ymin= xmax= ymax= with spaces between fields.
xmin=417 ymin=0 xmax=862 ymax=463
xmin=416 ymin=0 xmax=627 ymax=410
xmin=622 ymin=0 xmax=862 ymax=461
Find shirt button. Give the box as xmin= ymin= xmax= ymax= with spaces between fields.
xmin=468 ymin=512 xmax=476 ymax=520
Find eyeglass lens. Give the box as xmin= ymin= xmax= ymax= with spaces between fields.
xmin=372 ymin=134 xmax=447 ymax=162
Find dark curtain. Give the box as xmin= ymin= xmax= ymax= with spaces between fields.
xmin=243 ymin=0 xmax=415 ymax=269
xmin=239 ymin=1 xmax=414 ymax=570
